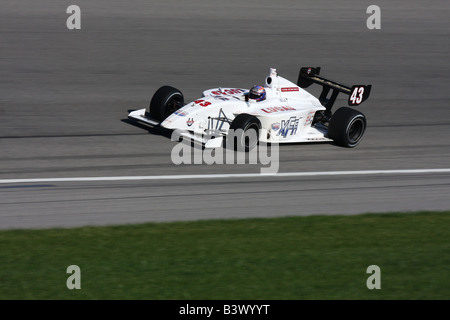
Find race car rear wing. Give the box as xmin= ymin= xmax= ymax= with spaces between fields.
xmin=297 ymin=67 xmax=371 ymax=112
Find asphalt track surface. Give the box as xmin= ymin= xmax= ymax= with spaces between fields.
xmin=1 ymin=0 xmax=449 ymax=229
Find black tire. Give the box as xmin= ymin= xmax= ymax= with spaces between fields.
xmin=149 ymin=86 xmax=184 ymax=121
xmin=228 ymin=114 xmax=261 ymax=152
xmin=328 ymin=107 xmax=367 ymax=147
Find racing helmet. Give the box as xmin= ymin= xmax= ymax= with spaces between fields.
xmin=248 ymin=85 xmax=266 ymax=102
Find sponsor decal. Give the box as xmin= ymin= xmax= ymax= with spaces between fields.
xmin=271 ymin=122 xmax=280 ymax=131
xmin=261 ymin=106 xmax=296 ymax=113
xmin=211 ymin=88 xmax=245 ymax=96
xmin=186 ymin=118 xmax=194 ymax=127
xmin=307 ymin=137 xmax=328 ymax=141
xmin=281 ymin=87 xmax=300 ymax=92
xmin=277 ymin=116 xmax=300 ymax=138
xmin=307 ymin=67 xmax=312 ymax=75
xmin=174 ymin=110 xmax=187 ymax=117
xmin=304 ymin=111 xmax=315 ymax=127
xmin=214 ymin=96 xmax=230 ymax=101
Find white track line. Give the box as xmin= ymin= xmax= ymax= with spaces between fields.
xmin=0 ymin=168 xmax=450 ymax=184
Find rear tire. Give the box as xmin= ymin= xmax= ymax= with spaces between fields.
xmin=228 ymin=114 xmax=261 ymax=152
xmin=328 ymin=107 xmax=366 ymax=147
xmin=149 ymin=86 xmax=184 ymax=121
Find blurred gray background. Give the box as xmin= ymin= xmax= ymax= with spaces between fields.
xmin=0 ymin=0 xmax=449 ymax=228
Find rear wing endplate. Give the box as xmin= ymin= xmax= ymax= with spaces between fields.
xmin=297 ymin=67 xmax=371 ymax=111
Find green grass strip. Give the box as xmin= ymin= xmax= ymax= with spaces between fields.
xmin=0 ymin=211 xmax=449 ymax=299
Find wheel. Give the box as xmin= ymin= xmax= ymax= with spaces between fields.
xmin=149 ymin=86 xmax=184 ymax=121
xmin=228 ymin=114 xmax=261 ymax=152
xmin=328 ymin=107 xmax=367 ymax=147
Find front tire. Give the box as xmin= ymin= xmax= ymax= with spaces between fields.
xmin=149 ymin=86 xmax=184 ymax=121
xmin=228 ymin=114 xmax=261 ymax=152
xmin=328 ymin=107 xmax=367 ymax=147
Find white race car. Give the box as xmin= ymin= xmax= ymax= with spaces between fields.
xmin=128 ymin=67 xmax=371 ymax=151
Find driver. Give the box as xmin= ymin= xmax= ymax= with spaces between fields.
xmin=246 ymin=85 xmax=266 ymax=102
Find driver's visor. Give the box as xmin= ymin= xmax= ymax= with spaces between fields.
xmin=248 ymin=92 xmax=261 ymax=100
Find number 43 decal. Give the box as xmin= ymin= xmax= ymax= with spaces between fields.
xmin=348 ymin=85 xmax=371 ymax=106
xmin=194 ymin=99 xmax=212 ymax=107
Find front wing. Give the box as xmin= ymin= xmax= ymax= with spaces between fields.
xmin=128 ymin=108 xmax=223 ymax=148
